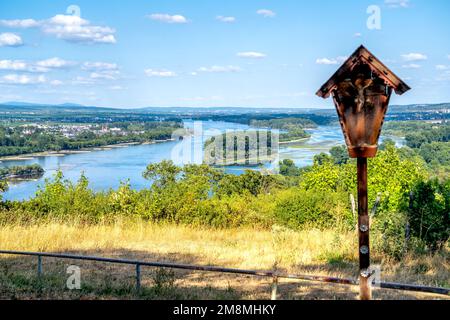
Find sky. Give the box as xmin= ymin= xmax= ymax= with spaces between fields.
xmin=0 ymin=0 xmax=449 ymax=109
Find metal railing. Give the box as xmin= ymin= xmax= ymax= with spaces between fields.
xmin=0 ymin=250 xmax=448 ymax=299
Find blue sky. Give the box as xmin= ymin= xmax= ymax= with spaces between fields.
xmin=0 ymin=0 xmax=449 ymax=109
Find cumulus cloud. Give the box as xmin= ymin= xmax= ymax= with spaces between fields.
xmin=256 ymin=9 xmax=276 ymax=17
xmin=0 ymin=15 xmax=116 ymax=44
xmin=385 ymin=0 xmax=410 ymax=8
xmin=36 ymin=57 xmax=74 ymax=69
xmin=0 ymin=74 xmax=46 ymax=85
xmin=145 ymin=69 xmax=178 ymax=77
xmin=82 ymin=62 xmax=118 ymax=71
xmin=436 ymin=65 xmax=449 ymax=70
xmin=72 ymin=76 xmax=96 ymax=85
xmin=90 ymin=70 xmax=120 ymax=80
xmin=82 ymin=62 xmax=120 ymax=80
xmin=0 ymin=58 xmax=73 ymax=72
xmin=316 ymin=56 xmax=347 ymax=65
xmin=237 ymin=51 xmax=267 ymax=59
xmin=354 ymin=32 xmax=362 ymax=37
xmin=0 ymin=33 xmax=23 ymax=47
xmin=0 ymin=60 xmax=28 ymax=71
xmin=42 ymin=15 xmax=116 ymax=44
xmin=0 ymin=19 xmax=40 ymax=28
xmin=401 ymin=53 xmax=427 ymax=61
xmin=216 ymin=16 xmax=236 ymax=23
xmin=147 ymin=14 xmax=188 ymax=24
xmin=198 ymin=65 xmax=241 ymax=73
xmin=402 ymin=63 xmax=421 ymax=69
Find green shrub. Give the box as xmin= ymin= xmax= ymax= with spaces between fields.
xmin=406 ymin=179 xmax=450 ymax=251
xmin=273 ymin=188 xmax=352 ymax=230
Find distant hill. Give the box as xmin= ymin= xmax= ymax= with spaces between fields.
xmin=0 ymin=102 xmax=119 ymax=113
xmin=0 ymin=101 xmax=448 ymax=115
xmin=390 ymin=103 xmax=450 ymax=112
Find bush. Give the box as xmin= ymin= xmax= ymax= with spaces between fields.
xmin=273 ymin=188 xmax=352 ymax=230
xmin=406 ymin=179 xmax=450 ymax=251
xmin=371 ymin=211 xmax=407 ymax=260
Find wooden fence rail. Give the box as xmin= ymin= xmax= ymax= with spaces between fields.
xmin=0 ymin=250 xmax=448 ymax=299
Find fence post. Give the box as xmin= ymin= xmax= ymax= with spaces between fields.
xmin=135 ymin=264 xmax=141 ymax=292
xmin=37 ymin=255 xmax=42 ymax=278
xmin=271 ymin=275 xmax=278 ymax=300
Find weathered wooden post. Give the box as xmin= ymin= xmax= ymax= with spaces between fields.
xmin=316 ymin=45 xmax=410 ymax=300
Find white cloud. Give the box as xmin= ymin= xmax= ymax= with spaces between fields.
xmin=354 ymin=32 xmax=362 ymax=37
xmin=147 ymin=14 xmax=188 ymax=24
xmin=0 ymin=74 xmax=46 ymax=85
xmin=216 ymin=16 xmax=236 ymax=23
xmin=0 ymin=33 xmax=23 ymax=47
xmin=316 ymin=56 xmax=347 ymax=65
xmin=436 ymin=65 xmax=449 ymax=71
xmin=1 ymin=15 xmax=116 ymax=44
xmin=198 ymin=65 xmax=241 ymax=73
xmin=402 ymin=63 xmax=421 ymax=69
xmin=90 ymin=70 xmax=120 ymax=80
xmin=0 ymin=19 xmax=40 ymax=28
xmin=145 ymin=69 xmax=178 ymax=77
xmin=257 ymin=9 xmax=276 ymax=17
xmin=316 ymin=58 xmax=337 ymax=65
xmin=36 ymin=57 xmax=73 ymax=69
xmin=385 ymin=0 xmax=410 ymax=8
xmin=237 ymin=51 xmax=267 ymax=59
xmin=401 ymin=53 xmax=427 ymax=61
xmin=41 ymin=15 xmax=116 ymax=44
xmin=109 ymin=85 xmax=123 ymax=90
xmin=73 ymin=76 xmax=95 ymax=85
xmin=0 ymin=60 xmax=28 ymax=71
xmin=0 ymin=58 xmax=72 ymax=72
xmin=82 ymin=62 xmax=118 ymax=71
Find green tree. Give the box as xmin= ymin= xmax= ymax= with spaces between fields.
xmin=407 ymin=179 xmax=450 ymax=250
xmin=279 ymin=159 xmax=301 ymax=177
xmin=329 ymin=145 xmax=349 ymax=164
xmin=143 ymin=160 xmax=181 ymax=189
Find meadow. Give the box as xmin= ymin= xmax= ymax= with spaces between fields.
xmin=1 ymin=220 xmax=448 ymax=300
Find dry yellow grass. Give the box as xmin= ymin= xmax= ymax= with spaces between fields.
xmin=0 ymin=220 xmax=448 ymax=300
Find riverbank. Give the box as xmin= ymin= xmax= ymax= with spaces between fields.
xmin=0 ymin=139 xmax=176 ymax=163
xmin=0 ymin=164 xmax=44 ymax=181
xmin=279 ymin=137 xmax=310 ymax=145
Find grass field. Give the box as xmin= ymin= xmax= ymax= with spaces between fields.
xmin=0 ymin=220 xmax=448 ymax=300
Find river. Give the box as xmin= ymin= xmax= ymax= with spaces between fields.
xmin=1 ymin=120 xmax=404 ymax=201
